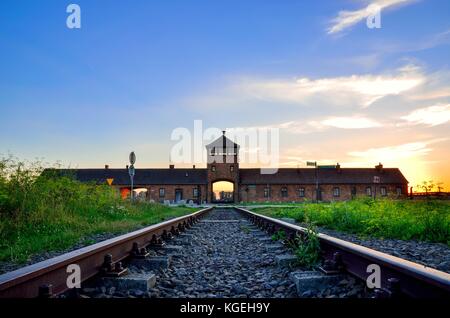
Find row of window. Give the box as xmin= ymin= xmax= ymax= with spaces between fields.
xmin=159 ymin=188 xmax=199 ymax=197
xmin=261 ymin=186 xmax=402 ymax=198
xmin=157 ymin=186 xmax=402 ymax=198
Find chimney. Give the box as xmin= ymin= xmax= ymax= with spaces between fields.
xmin=169 ymin=164 xmax=175 ymax=169
xmin=336 ymin=163 xmax=341 ymax=172
xmin=105 ymin=164 xmax=109 ymax=170
xmin=375 ymin=162 xmax=383 ymax=172
xmin=193 ymin=165 xmax=196 ymax=169
xmin=126 ymin=165 xmax=129 ymax=169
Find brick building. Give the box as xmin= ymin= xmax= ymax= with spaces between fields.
xmin=66 ymin=132 xmax=409 ymax=203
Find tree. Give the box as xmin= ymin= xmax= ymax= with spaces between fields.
xmin=418 ymin=180 xmax=435 ymax=193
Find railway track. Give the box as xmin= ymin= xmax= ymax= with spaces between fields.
xmin=0 ymin=207 xmax=449 ymax=298
xmin=235 ymin=207 xmax=450 ymax=299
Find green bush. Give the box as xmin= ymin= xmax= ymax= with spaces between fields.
xmin=0 ymin=156 xmax=196 ymax=264
xmin=254 ymin=198 xmax=450 ymax=245
xmin=291 ymin=222 xmax=321 ymax=268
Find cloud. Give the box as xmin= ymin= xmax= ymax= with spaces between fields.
xmin=233 ymin=115 xmax=383 ymax=137
xmin=317 ymin=116 xmax=383 ymax=129
xmin=374 ymin=28 xmax=450 ymax=54
xmin=230 ymin=65 xmax=423 ymax=108
xmin=348 ymin=139 xmax=446 ymax=161
xmin=328 ymin=0 xmax=415 ymax=35
xmin=400 ymin=104 xmax=450 ymax=126
xmin=408 ymin=69 xmax=450 ymax=101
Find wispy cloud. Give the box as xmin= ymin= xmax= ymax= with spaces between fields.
xmin=400 ymin=104 xmax=450 ymax=126
xmin=234 ymin=116 xmax=383 ymax=137
xmin=328 ymin=0 xmax=416 ymax=35
xmin=316 ymin=116 xmax=383 ymax=129
xmin=409 ymin=69 xmax=450 ymax=101
xmin=348 ymin=139 xmax=446 ymax=161
xmin=374 ymin=28 xmax=450 ymax=54
xmin=227 ymin=65 xmax=423 ymax=108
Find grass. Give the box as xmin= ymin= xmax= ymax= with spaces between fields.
xmin=271 ymin=230 xmax=286 ymax=241
xmin=252 ymin=198 xmax=450 ymax=245
xmin=239 ymin=202 xmax=299 ymax=206
xmin=0 ymin=156 xmax=197 ymax=264
xmin=291 ymin=223 xmax=321 ymax=268
xmin=270 ymin=226 xmax=320 ymax=268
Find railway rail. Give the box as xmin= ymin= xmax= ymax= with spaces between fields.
xmin=235 ymin=207 xmax=450 ymax=298
xmin=0 ymin=207 xmax=213 ymax=298
xmin=0 ymin=206 xmax=449 ymax=298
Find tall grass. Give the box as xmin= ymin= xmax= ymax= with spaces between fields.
xmin=0 ymin=156 xmax=196 ymax=264
xmin=253 ymin=198 xmax=450 ymax=245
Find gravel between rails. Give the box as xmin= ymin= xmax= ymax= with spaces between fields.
xmin=77 ymin=208 xmax=371 ymax=298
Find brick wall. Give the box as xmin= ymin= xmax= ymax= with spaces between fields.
xmin=115 ymin=181 xmax=407 ymax=203
xmin=145 ymin=184 xmax=207 ymax=203
xmin=238 ymin=183 xmax=408 ymax=203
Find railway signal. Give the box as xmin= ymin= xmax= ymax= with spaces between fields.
xmin=129 ymin=151 xmax=136 ymax=165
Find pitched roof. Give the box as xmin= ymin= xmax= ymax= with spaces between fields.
xmin=239 ymin=168 xmax=408 ymax=185
xmin=205 ymin=132 xmax=240 ymax=150
xmin=48 ymin=168 xmax=208 ymax=186
xmin=45 ymin=166 xmax=408 ymax=186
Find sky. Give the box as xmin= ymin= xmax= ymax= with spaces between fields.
xmin=0 ymin=0 xmax=449 ymax=191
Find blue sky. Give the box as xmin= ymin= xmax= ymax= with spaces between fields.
xmin=1 ymin=0 xmax=449 ymax=189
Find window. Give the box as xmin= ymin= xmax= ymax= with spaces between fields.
xmin=230 ymin=165 xmax=234 ymax=172
xmin=380 ymin=187 xmax=387 ymax=196
xmin=193 ymin=188 xmax=199 ymax=197
xmin=366 ymin=187 xmax=372 ymax=196
xmin=333 ymin=187 xmax=340 ymax=197
xmin=299 ymin=188 xmax=305 ymax=197
xmin=211 ymin=165 xmax=216 ymax=172
xmin=396 ymin=187 xmax=402 ymax=195
xmin=159 ymin=188 xmax=165 ymax=197
xmin=351 ymin=187 xmax=357 ymax=196
xmin=281 ymin=187 xmax=288 ymax=198
xmin=264 ymin=187 xmax=270 ymax=198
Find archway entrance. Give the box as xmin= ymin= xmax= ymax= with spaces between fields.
xmin=212 ymin=181 xmax=234 ymax=203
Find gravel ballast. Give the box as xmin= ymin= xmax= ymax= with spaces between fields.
xmin=76 ymin=208 xmax=371 ymax=298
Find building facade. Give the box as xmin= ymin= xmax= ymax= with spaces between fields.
xmin=67 ymin=133 xmax=409 ymax=203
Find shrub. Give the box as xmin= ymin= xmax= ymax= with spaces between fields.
xmin=0 ymin=156 xmax=196 ymax=264
xmin=291 ymin=222 xmax=321 ymax=269
xmin=254 ymin=198 xmax=450 ymax=245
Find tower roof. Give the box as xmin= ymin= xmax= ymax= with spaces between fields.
xmin=205 ymin=131 xmax=240 ymax=149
